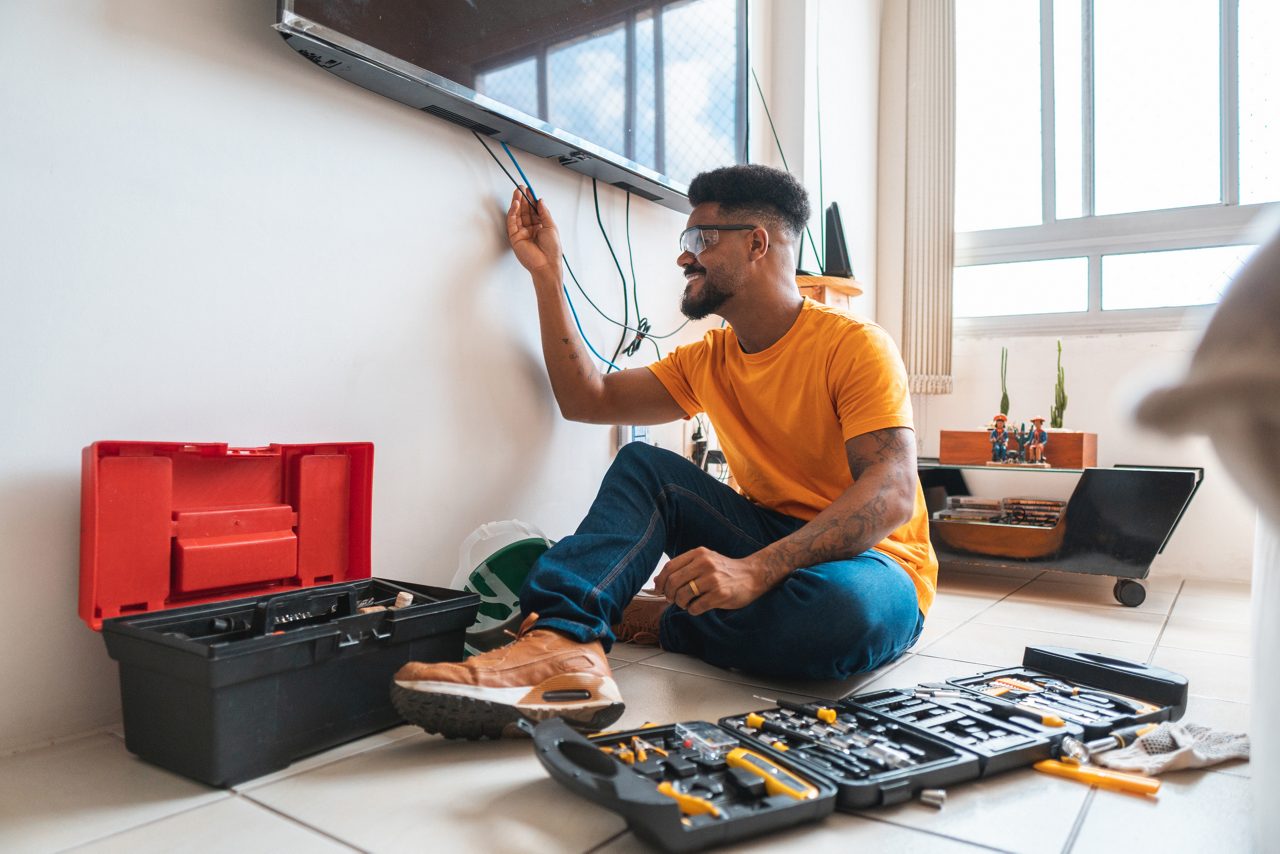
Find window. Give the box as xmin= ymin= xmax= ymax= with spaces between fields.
xmin=954 ymin=0 xmax=1279 ymax=330
xmin=473 ymin=0 xmax=746 ymax=186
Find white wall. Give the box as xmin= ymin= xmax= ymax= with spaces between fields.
xmin=0 ymin=1 xmax=885 ymax=751
xmin=0 ymin=0 xmax=700 ymax=752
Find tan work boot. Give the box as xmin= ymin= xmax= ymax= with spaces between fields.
xmin=391 ymin=613 xmax=623 ymax=739
xmin=612 ymin=589 xmax=670 ymax=647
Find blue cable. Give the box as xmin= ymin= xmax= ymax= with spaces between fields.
xmin=496 ymin=140 xmax=621 ymax=372
xmin=501 ymin=142 xmax=538 ymax=202
xmin=564 ymin=284 xmax=621 ymax=371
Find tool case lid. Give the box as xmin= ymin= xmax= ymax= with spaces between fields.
xmin=80 ymin=441 xmax=374 ymax=630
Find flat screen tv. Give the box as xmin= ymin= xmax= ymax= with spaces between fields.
xmin=275 ymin=0 xmax=749 ymax=213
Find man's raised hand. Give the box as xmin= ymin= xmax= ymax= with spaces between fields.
xmin=506 ymin=187 xmax=563 ymax=279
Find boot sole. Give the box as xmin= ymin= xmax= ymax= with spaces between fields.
xmin=390 ymin=683 xmax=625 ymax=740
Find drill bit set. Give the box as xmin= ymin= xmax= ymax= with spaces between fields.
xmin=531 ymin=645 xmax=1190 ymax=853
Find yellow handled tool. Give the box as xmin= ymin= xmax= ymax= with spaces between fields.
xmin=657 ymin=781 xmax=722 ymax=818
xmin=1033 ymin=759 xmax=1160 ymax=796
xmin=725 ymin=747 xmax=818 ymax=800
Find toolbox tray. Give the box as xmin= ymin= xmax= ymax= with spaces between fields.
xmin=847 ymin=688 xmax=1073 ymax=776
xmin=941 ymin=646 xmax=1188 ymax=739
xmin=532 ymin=719 xmax=838 ymax=853
xmin=719 ymin=702 xmax=982 ymax=810
xmin=104 ymin=578 xmax=478 ymax=786
xmin=532 ymin=647 xmax=1189 ymax=851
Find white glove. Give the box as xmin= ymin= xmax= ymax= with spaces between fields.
xmin=1094 ymin=722 xmax=1249 ymax=775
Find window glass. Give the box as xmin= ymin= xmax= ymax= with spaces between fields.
xmin=634 ymin=11 xmax=657 ymax=167
xmin=1102 ymin=245 xmax=1257 ymax=310
xmin=1054 ymin=0 xmax=1083 ymax=219
xmin=548 ymin=25 xmax=628 ymax=157
xmin=662 ymin=0 xmax=739 ymax=183
xmin=955 ymin=0 xmax=1043 ymax=231
xmin=954 ymin=257 xmax=1088 ymax=317
xmin=1239 ymin=0 xmax=1280 ymax=204
xmin=476 ymin=58 xmax=539 ymax=120
xmin=1094 ymin=0 xmax=1220 ymax=214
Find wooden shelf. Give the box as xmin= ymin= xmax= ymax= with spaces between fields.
xmin=797 ymin=275 xmax=863 ymax=297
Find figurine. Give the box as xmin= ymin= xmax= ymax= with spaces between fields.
xmin=989 ymin=414 xmax=1010 ymax=462
xmin=1026 ymin=416 xmax=1049 ymax=464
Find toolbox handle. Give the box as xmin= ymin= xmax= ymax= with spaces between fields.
xmin=252 ymin=588 xmax=358 ymax=635
xmin=531 ymin=719 xmax=676 ymax=814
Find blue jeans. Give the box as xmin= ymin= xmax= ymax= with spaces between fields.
xmin=521 ymin=443 xmax=924 ymax=680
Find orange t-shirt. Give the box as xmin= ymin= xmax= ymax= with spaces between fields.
xmin=648 ymin=298 xmax=937 ymax=614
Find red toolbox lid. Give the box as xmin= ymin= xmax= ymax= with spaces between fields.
xmin=79 ymin=441 xmax=373 ymax=630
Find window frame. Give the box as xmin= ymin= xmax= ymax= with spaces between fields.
xmin=955 ymin=0 xmax=1277 ymax=336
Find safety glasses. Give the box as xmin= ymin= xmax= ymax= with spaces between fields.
xmin=678 ymin=224 xmax=758 ymax=256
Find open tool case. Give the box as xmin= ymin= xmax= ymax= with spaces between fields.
xmin=79 ymin=441 xmax=479 ymax=786
xmin=532 ymin=646 xmax=1187 ymax=852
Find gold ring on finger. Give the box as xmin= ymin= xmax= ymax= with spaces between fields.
xmin=688 ymin=580 xmax=700 ymax=597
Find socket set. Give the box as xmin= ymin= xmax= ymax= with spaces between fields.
xmin=531 ymin=718 xmax=836 ymax=853
xmin=850 ymin=687 xmax=1072 ymax=775
xmin=719 ymin=699 xmax=979 ymax=810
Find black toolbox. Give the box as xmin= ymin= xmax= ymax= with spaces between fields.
xmin=79 ymin=441 xmax=480 ymax=786
xmin=532 ymin=646 xmax=1188 ymax=852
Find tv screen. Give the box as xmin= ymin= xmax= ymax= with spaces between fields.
xmin=277 ymin=0 xmax=749 ymax=211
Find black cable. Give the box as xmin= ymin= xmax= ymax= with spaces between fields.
xmin=749 ymin=68 xmax=823 ymax=273
xmin=470 ymin=131 xmax=693 ymax=344
xmin=622 ymin=192 xmax=653 ymax=358
xmin=592 ymin=178 xmax=631 ymax=365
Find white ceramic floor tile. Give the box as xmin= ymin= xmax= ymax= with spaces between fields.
xmin=634 ymin=650 xmax=891 ymax=700
xmin=0 ymin=734 xmax=226 ymax=852
xmin=1072 ymin=769 xmax=1251 ymax=852
xmin=1151 ymin=647 xmax=1251 ymax=704
xmin=595 ymin=812 xmax=1005 ymax=853
xmin=610 ymin=661 xmax=837 ymax=729
xmin=912 ymin=616 xmax=963 ymax=652
xmin=609 ymin=641 xmax=665 ymax=663
xmin=233 ymin=725 xmax=430 ymax=792
xmin=1039 ymin=571 xmax=1183 ymax=595
xmin=1006 ymin=577 xmax=1177 ymax=614
xmin=873 ymin=766 xmax=1090 ymax=854
xmin=1178 ymin=579 xmax=1251 ymax=600
xmin=923 ymin=622 xmax=1153 ymax=669
xmin=972 ymin=600 xmax=1166 ymax=646
xmin=1158 ymin=615 xmax=1251 ymax=658
xmin=857 ymin=654 xmax=994 ymax=695
xmin=926 ymin=592 xmax=1006 ymax=624
xmin=68 ymin=795 xmax=353 ymax=853
xmin=1168 ymin=592 xmax=1253 ymax=624
xmin=1181 ymin=694 xmax=1251 ymax=778
xmin=936 ymin=572 xmax=1031 ymax=598
xmin=244 ymin=736 xmax=626 ymax=853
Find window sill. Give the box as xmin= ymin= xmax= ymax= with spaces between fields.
xmin=954 ymin=305 xmax=1215 ymax=338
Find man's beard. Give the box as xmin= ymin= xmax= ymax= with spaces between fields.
xmin=680 ymin=272 xmax=734 ymax=320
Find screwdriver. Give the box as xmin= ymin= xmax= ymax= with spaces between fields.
xmin=1033 ymin=759 xmax=1160 ymax=796
xmin=657 ymin=781 xmax=723 ymax=818
xmin=753 ymin=694 xmax=840 ymax=725
xmin=725 ymin=747 xmax=819 ymax=800
xmin=1085 ymin=723 xmax=1158 ymax=755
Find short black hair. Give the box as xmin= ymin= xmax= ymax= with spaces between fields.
xmin=687 ymin=164 xmax=810 ymax=240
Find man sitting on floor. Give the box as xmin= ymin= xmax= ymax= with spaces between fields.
xmin=391 ymin=164 xmax=937 ymax=738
